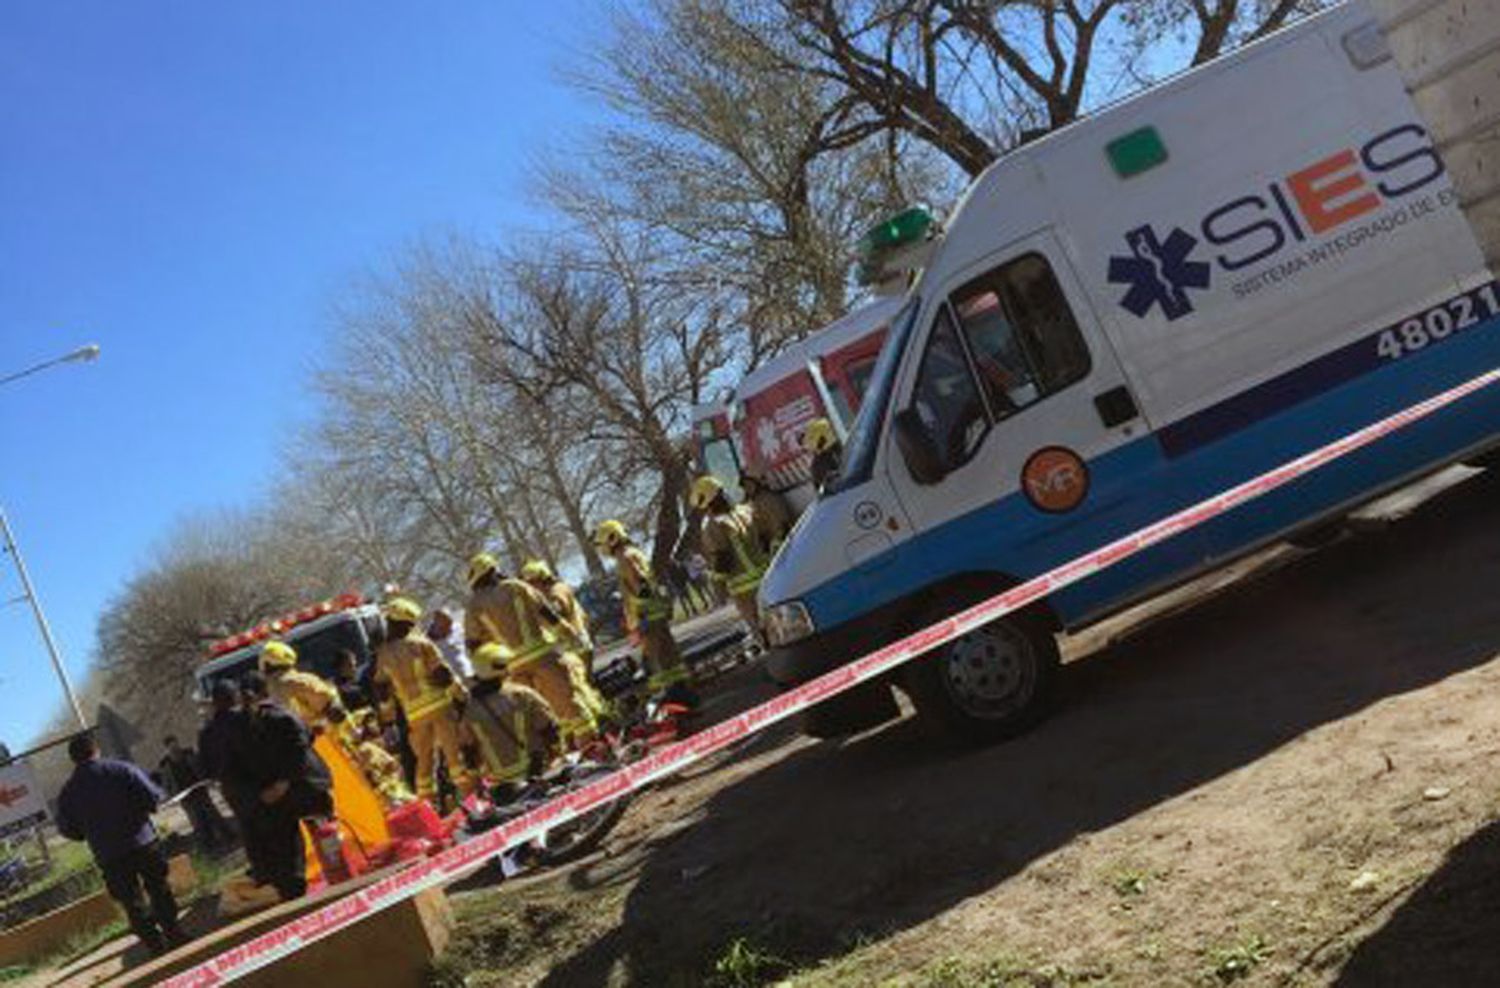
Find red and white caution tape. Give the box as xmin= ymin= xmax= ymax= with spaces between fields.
xmin=162 ymin=366 xmax=1500 ymax=986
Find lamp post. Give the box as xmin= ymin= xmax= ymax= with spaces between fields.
xmin=0 ymin=344 xmax=100 ymax=388
xmin=1 ymin=343 xmax=102 ymax=731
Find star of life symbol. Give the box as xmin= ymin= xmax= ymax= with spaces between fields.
xmin=756 ymin=416 xmax=783 ymax=460
xmin=1107 ymin=225 xmax=1212 ymax=321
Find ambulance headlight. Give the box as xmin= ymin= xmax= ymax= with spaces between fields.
xmin=763 ymin=600 xmax=815 ymax=647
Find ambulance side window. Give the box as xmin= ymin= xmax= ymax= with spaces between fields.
xmin=949 ymin=253 xmax=1090 ymax=417
xmin=910 ymin=307 xmax=989 ymax=473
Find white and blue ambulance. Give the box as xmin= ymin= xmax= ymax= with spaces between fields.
xmin=758 ymin=1 xmax=1500 ymax=742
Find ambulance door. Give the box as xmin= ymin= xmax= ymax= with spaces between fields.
xmin=886 ymin=231 xmax=1142 ymax=536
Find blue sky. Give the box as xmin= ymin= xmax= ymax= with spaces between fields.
xmin=0 ymin=1 xmax=598 ymax=746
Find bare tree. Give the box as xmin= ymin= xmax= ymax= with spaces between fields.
xmin=568 ymin=0 xmax=954 ymax=363
xmin=89 ymin=510 xmax=350 ymax=754
xmin=460 ymin=219 xmax=731 ymax=570
xmin=692 ymin=0 xmax=1331 ymax=178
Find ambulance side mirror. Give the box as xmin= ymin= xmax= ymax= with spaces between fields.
xmin=893 ymin=408 xmax=946 ymax=485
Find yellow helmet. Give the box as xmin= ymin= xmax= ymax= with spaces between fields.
xmin=803 ymin=417 xmax=838 ymax=454
xmin=260 ymin=640 xmax=297 ymax=671
xmin=382 ymin=596 xmax=423 ymax=625
xmin=471 ymin=642 xmax=509 ymax=680
xmin=593 ymin=519 xmax=629 ymax=551
xmin=690 ymin=475 xmax=725 ymax=511
xmin=520 ymin=559 xmax=554 ymax=583
xmin=467 ymin=552 xmax=499 ymax=588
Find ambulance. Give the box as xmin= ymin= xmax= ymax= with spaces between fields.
xmin=759 ymin=0 xmax=1500 ymax=741
xmin=694 ymin=295 xmax=904 ymax=511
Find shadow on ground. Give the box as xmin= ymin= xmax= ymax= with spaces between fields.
xmin=1334 ymin=818 xmax=1500 ymax=986
xmin=535 ymin=471 xmax=1500 ymax=986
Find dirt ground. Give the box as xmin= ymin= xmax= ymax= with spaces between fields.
xmin=451 ymin=470 xmax=1500 ymax=985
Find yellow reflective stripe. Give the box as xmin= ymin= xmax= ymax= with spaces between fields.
xmin=505 ymin=646 xmax=552 ymax=672
xmin=727 ymin=572 xmax=761 ymax=596
xmin=635 ymin=596 xmax=671 ymax=622
xmin=405 ymin=693 xmax=451 ymax=722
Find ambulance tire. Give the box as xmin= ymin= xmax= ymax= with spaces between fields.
xmin=904 ymin=609 xmax=1060 ymax=745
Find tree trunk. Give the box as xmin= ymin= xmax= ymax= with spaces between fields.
xmin=648 ymin=441 xmax=688 ymax=575
xmin=495 ymin=511 xmax=527 ymax=573
xmin=553 ymin=477 xmax=606 ymax=579
xmin=516 ymin=485 xmax=560 ymax=573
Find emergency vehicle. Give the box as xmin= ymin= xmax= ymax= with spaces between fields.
xmin=760 ymin=1 xmax=1500 ymax=741
xmin=694 ymin=295 xmax=904 ymax=511
xmin=194 ymin=593 xmax=383 ymax=700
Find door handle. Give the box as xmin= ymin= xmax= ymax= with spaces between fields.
xmin=1094 ymin=386 xmax=1140 ymax=428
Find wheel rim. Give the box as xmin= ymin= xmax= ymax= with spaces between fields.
xmin=939 ymin=621 xmax=1037 ymax=720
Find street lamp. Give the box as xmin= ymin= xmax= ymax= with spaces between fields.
xmin=0 ymin=343 xmax=101 ymax=388
xmin=1 ymin=343 xmax=102 ymax=731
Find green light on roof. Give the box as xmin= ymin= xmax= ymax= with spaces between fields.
xmin=858 ymin=206 xmax=934 ymax=257
xmin=1106 ymin=127 xmax=1168 ymax=178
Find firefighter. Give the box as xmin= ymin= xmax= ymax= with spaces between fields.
xmin=803 ymin=417 xmax=843 ymax=492
xmin=593 ymin=520 xmax=694 ymax=702
xmin=259 ymin=641 xmax=346 ymax=731
xmin=740 ymin=471 xmax=794 ymax=554
xmin=521 ymin=559 xmax=610 ymax=727
xmin=463 ymin=642 xmax=561 ymax=786
xmin=372 ymin=597 xmax=475 ymax=802
xmin=261 ymin=640 xmax=396 ymax=857
xmin=521 ymin=559 xmax=591 ymax=654
xmin=464 ymin=553 xmax=597 ymax=746
xmin=349 ymin=711 xmax=412 ymax=807
xmin=691 ymin=476 xmax=769 ymax=642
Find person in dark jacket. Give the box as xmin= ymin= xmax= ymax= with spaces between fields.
xmin=332 ymin=649 xmax=370 ymax=712
xmin=55 ymin=734 xmax=184 ymax=955
xmin=231 ymin=672 xmax=333 ymax=900
xmin=197 ymin=680 xmax=262 ymax=876
xmin=160 ymin=734 xmax=234 ymax=852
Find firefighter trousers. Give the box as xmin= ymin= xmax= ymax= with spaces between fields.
xmin=408 ymin=707 xmax=472 ymax=799
xmin=511 ymin=656 xmax=596 ymax=744
xmin=641 ymin=623 xmax=688 ymax=690
xmin=559 ymin=651 xmax=610 ymax=724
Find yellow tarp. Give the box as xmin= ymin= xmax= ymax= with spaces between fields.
xmin=303 ymin=731 xmax=393 ymax=883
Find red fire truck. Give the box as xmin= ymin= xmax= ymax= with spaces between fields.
xmin=193 ymin=592 xmax=384 ymax=700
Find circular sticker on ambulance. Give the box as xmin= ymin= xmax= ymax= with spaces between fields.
xmin=853 ymin=500 xmax=884 ymax=530
xmin=1022 ymin=447 xmax=1090 ymax=513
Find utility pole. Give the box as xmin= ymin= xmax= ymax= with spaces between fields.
xmin=0 ymin=508 xmax=87 ymax=730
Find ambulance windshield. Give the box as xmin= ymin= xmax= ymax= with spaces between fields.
xmin=823 ymin=296 xmax=920 ymax=496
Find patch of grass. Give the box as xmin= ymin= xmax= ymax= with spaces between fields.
xmin=916 ymin=954 xmax=1113 ymax=988
xmin=186 ymin=851 xmax=239 ymax=903
xmin=1 ymin=839 xmax=101 ymax=905
xmin=1207 ymin=935 xmax=1271 ymax=983
xmin=1109 ymin=869 xmax=1148 ymax=898
xmin=709 ymin=936 xmax=791 ymax=987
xmin=0 ymin=965 xmax=33 ymax=982
xmin=21 ymin=917 xmax=131 ymax=975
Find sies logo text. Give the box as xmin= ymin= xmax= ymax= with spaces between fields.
xmin=1107 ymin=124 xmax=1453 ymax=320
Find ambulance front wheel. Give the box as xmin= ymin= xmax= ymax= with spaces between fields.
xmin=904 ymin=610 xmax=1060 ymax=744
